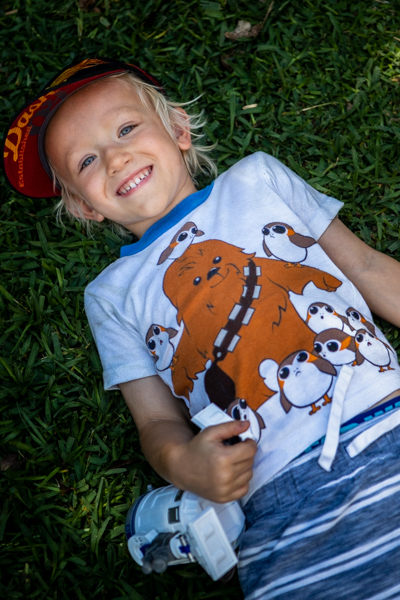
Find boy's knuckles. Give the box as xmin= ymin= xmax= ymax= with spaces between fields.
xmin=213 ymin=453 xmax=232 ymax=471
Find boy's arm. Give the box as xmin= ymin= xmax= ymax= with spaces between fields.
xmin=318 ymin=217 xmax=400 ymax=327
xmin=119 ymin=375 xmax=257 ymax=503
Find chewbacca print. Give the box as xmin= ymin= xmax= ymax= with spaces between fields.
xmin=162 ymin=238 xmax=342 ymax=411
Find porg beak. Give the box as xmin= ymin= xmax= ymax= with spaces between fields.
xmin=341 ymin=337 xmax=352 ymax=349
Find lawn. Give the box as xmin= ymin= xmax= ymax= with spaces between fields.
xmin=1 ymin=0 xmax=400 ymax=598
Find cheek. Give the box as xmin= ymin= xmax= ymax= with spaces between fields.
xmin=84 ymin=171 xmax=105 ymax=196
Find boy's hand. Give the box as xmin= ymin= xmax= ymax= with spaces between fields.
xmin=166 ymin=419 xmax=257 ymax=503
xmin=120 ymin=376 xmax=257 ymax=503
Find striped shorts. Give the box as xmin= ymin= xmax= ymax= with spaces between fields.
xmin=238 ymin=412 xmax=400 ymax=600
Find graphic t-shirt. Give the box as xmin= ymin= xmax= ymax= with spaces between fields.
xmin=85 ymin=152 xmax=400 ymax=500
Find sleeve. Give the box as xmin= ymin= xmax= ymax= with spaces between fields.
xmin=84 ymin=287 xmax=157 ymax=391
xmin=256 ymin=152 xmax=344 ymax=240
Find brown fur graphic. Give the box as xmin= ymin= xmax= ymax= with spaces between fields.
xmin=163 ymin=239 xmax=342 ymax=410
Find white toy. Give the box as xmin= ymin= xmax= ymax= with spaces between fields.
xmin=125 ymin=484 xmax=245 ymax=581
xmin=191 ymin=401 xmax=262 ymax=443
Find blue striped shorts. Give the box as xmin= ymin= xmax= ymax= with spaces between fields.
xmin=238 ymin=409 xmax=400 ymax=600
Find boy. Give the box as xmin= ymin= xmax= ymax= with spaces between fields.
xmin=4 ymin=57 xmax=400 ymax=599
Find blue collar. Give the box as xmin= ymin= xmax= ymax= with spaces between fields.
xmin=120 ymin=182 xmax=214 ymax=258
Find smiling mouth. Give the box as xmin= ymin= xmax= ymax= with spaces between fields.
xmin=210 ymin=269 xmax=228 ymax=288
xmin=117 ymin=166 xmax=152 ymax=195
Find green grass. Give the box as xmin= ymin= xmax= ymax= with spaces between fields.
xmin=1 ymin=0 xmax=400 ymax=598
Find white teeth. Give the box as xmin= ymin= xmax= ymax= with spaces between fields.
xmin=118 ymin=168 xmax=151 ymax=195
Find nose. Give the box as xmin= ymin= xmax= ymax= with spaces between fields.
xmin=105 ymin=146 xmax=132 ymax=175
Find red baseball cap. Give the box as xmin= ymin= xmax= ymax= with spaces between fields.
xmin=2 ymin=57 xmax=164 ymax=199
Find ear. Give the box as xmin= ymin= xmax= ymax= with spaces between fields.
xmin=174 ymin=108 xmax=192 ymax=151
xmin=69 ymin=196 xmax=105 ymax=223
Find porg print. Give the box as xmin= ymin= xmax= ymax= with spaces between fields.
xmin=354 ymin=329 xmax=395 ymax=372
xmin=259 ymin=351 xmax=337 ymax=415
xmin=313 ymin=328 xmax=357 ymax=366
xmin=262 ymin=222 xmax=316 ymax=265
xmin=345 ymin=307 xmax=376 ymax=335
xmin=163 ymin=238 xmax=342 ymax=411
xmin=227 ymin=398 xmax=265 ymax=443
xmin=145 ymin=324 xmax=178 ymax=371
xmin=157 ymin=221 xmax=204 ymax=265
xmin=306 ymin=302 xmax=350 ymax=334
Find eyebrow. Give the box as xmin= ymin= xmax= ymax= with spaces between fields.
xmin=178 ymin=264 xmax=196 ymax=275
xmin=113 ymin=104 xmax=145 ymax=115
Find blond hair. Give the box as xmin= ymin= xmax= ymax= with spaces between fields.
xmin=49 ymin=72 xmax=217 ymax=236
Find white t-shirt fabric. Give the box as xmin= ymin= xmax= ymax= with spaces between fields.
xmin=85 ymin=152 xmax=400 ymax=501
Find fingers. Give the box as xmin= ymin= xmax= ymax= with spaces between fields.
xmin=229 ymin=438 xmax=258 ymax=459
xmin=211 ymin=463 xmax=254 ymax=503
xmin=174 ymin=423 xmax=258 ymax=503
xmin=201 ymin=418 xmax=251 ymax=442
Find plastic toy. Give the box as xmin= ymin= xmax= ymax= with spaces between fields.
xmin=125 ymin=485 xmax=245 ymax=581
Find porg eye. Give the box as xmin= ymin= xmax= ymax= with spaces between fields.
xmin=191 ymin=227 xmax=198 ymax=234
xmin=153 ymin=326 xmax=160 ymax=336
xmin=327 ymin=342 xmax=339 ymax=352
xmin=262 ymin=226 xmax=270 ymax=235
xmin=148 ymin=339 xmax=156 ymax=350
xmin=177 ymin=232 xmax=188 ymax=242
xmin=352 ymin=311 xmax=360 ymax=320
xmin=213 ymin=256 xmax=221 ymax=264
xmin=273 ymin=225 xmax=286 ymax=234
xmin=309 ymin=306 xmax=318 ymax=315
xmin=193 ymin=276 xmax=201 ymax=286
xmin=356 ymin=333 xmax=364 ymax=342
xmin=314 ymin=342 xmax=322 ymax=353
xmin=279 ymin=366 xmax=290 ymax=380
xmin=297 ymin=351 xmax=308 ymax=362
xmin=325 ymin=306 xmax=334 ymax=313
xmin=232 ymin=406 xmax=240 ymax=420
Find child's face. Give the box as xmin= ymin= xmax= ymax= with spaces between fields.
xmin=44 ymin=77 xmax=195 ymax=237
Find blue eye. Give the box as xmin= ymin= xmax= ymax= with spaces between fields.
xmin=82 ymin=156 xmax=95 ymax=169
xmin=120 ymin=125 xmax=133 ymax=137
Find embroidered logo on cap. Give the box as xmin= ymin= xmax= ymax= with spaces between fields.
xmin=48 ymin=57 xmax=107 ymax=88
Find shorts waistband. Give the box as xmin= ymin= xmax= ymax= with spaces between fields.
xmin=303 ymin=394 xmax=400 ymax=455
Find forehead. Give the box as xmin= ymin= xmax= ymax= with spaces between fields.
xmin=46 ymin=77 xmax=148 ymax=135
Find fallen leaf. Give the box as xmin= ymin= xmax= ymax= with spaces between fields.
xmin=225 ymin=1 xmax=274 ymax=41
xmin=93 ymin=6 xmax=101 ymax=13
xmin=243 ymin=104 xmax=258 ymax=109
xmin=79 ymin=0 xmax=95 ymax=10
xmin=220 ymin=52 xmax=235 ymax=72
xmin=225 ymin=20 xmax=257 ymax=40
xmin=1 ymin=453 xmax=23 ymax=471
xmin=58 ymin=481 xmax=73 ymax=496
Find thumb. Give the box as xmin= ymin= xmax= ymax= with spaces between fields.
xmin=203 ymin=418 xmax=250 ymax=441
